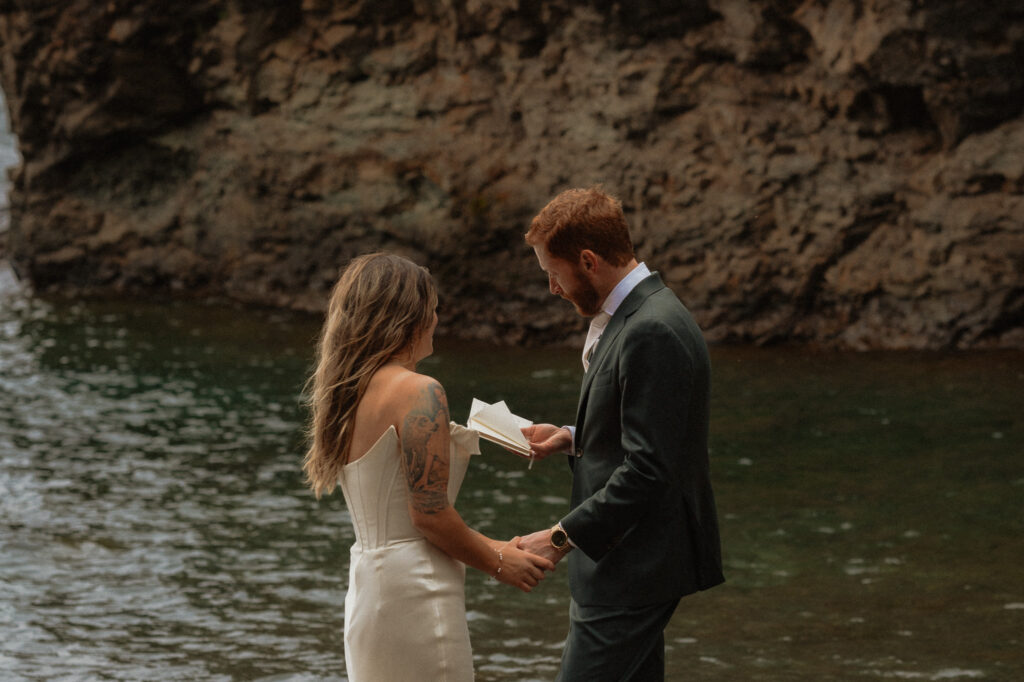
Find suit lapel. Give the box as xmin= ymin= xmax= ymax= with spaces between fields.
xmin=576 ymin=273 xmax=666 ymax=425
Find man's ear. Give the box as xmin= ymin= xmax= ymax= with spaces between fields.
xmin=579 ymin=249 xmax=598 ymax=272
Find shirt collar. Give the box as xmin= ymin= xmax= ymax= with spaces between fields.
xmin=600 ymin=262 xmax=650 ymax=316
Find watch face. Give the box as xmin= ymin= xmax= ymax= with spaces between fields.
xmin=551 ymin=529 xmax=568 ymax=548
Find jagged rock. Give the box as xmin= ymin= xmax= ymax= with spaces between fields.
xmin=0 ymin=0 xmax=1021 ymax=349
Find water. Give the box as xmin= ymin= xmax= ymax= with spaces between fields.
xmin=1 ymin=272 xmax=1021 ymax=681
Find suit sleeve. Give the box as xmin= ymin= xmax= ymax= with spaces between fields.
xmin=561 ymin=318 xmax=693 ymax=561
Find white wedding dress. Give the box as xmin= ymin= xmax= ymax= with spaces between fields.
xmin=339 ymin=422 xmax=480 ymax=681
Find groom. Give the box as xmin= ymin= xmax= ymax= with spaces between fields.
xmin=518 ymin=187 xmax=724 ymax=681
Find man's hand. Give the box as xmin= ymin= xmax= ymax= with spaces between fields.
xmin=517 ymin=528 xmax=570 ymax=566
xmin=521 ymin=424 xmax=572 ymax=460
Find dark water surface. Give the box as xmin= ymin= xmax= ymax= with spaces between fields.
xmin=1 ymin=274 xmax=1021 ymax=681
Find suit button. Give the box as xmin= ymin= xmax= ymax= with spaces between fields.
xmin=574 ymin=447 xmax=583 ymax=458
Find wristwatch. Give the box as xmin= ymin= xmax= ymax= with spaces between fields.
xmin=549 ymin=523 xmax=570 ymax=551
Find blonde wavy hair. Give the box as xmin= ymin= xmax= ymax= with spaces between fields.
xmin=303 ymin=252 xmax=438 ymax=498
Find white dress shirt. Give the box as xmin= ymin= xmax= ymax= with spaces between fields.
xmin=595 ymin=261 xmax=651 ymax=321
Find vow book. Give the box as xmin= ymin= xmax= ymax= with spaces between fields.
xmin=466 ymin=398 xmax=533 ymax=458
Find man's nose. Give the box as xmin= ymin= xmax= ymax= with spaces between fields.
xmin=549 ymin=276 xmax=561 ymax=295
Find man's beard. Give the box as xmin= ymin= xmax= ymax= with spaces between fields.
xmin=566 ymin=271 xmax=602 ymax=317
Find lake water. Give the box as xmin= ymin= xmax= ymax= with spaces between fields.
xmin=0 ymin=267 xmax=1021 ymax=681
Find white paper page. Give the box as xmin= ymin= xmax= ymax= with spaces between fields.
xmin=468 ymin=398 xmax=532 ymax=455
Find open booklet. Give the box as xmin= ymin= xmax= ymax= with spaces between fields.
xmin=466 ymin=398 xmax=535 ymax=466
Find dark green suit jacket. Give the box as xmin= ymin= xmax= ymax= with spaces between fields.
xmin=561 ymin=272 xmax=724 ymax=607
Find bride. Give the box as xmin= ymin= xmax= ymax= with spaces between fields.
xmin=303 ymin=252 xmax=553 ymax=681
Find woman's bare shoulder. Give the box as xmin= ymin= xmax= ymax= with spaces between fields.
xmin=380 ymin=372 xmax=449 ymax=450
xmin=367 ymin=367 xmax=446 ymax=413
xmin=399 ymin=372 xmax=447 ymax=409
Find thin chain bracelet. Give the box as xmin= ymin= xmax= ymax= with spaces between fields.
xmin=493 ymin=548 xmax=503 ymax=579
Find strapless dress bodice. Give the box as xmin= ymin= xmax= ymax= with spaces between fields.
xmin=339 ymin=422 xmax=480 ymax=550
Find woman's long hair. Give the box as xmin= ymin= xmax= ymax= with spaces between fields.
xmin=303 ymin=252 xmax=438 ymax=498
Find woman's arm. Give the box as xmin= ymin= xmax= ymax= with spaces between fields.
xmin=399 ymin=376 xmax=554 ymax=591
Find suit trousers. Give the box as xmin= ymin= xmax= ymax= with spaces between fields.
xmin=556 ymin=598 xmax=681 ymax=682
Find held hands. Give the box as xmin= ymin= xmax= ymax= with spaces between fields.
xmin=488 ymin=424 xmax=572 ymax=593
xmin=494 ymin=537 xmax=555 ymax=593
xmin=520 ymin=424 xmax=572 ymax=461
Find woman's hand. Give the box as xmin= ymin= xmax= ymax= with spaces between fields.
xmin=521 ymin=424 xmax=572 ymax=460
xmin=494 ymin=537 xmax=555 ymax=593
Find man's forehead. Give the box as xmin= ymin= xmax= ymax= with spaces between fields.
xmin=533 ymin=245 xmax=552 ymax=267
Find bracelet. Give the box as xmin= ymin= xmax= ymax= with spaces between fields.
xmin=493 ymin=548 xmax=503 ymax=579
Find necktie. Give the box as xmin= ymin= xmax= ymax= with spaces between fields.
xmin=582 ymin=311 xmax=611 ymax=371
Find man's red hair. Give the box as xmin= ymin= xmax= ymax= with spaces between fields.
xmin=525 ymin=187 xmax=634 ymax=266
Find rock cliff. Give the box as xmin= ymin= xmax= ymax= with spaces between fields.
xmin=1 ymin=0 xmax=1022 ymax=348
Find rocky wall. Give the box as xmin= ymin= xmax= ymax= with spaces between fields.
xmin=0 ymin=0 xmax=1022 ymax=348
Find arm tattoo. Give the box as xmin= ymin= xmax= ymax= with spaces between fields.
xmin=401 ymin=381 xmax=451 ymax=514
